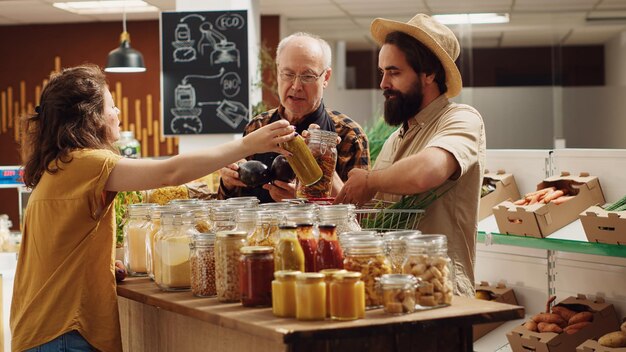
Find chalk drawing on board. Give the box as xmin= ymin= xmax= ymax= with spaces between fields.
xmin=198 ymin=100 xmax=248 ymax=129
xmin=220 ymin=72 xmax=241 ymax=98
xmin=172 ymin=22 xmax=196 ymax=62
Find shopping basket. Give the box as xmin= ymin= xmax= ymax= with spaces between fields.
xmin=355 ymin=201 xmax=425 ymax=232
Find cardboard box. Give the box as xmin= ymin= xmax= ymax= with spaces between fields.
xmin=493 ymin=172 xmax=605 ymax=238
xmin=580 ymin=206 xmax=626 ymax=245
xmin=507 ymin=295 xmax=620 ymax=352
xmin=473 ymin=281 xmax=519 ymax=341
xmin=479 ymin=170 xmax=521 ymax=220
xmin=577 ymin=339 xmax=626 ymax=352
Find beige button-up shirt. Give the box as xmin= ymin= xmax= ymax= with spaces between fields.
xmin=374 ymin=95 xmax=486 ymax=297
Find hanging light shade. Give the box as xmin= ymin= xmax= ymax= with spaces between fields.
xmin=105 ymin=6 xmax=146 ymax=73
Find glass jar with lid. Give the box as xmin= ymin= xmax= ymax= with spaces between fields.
xmin=154 ymin=210 xmax=198 ymax=291
xmin=315 ymin=224 xmax=344 ymax=271
xmin=282 ymin=134 xmax=323 ymax=187
xmin=233 ymin=208 xmax=258 ymax=237
xmin=319 ymin=269 xmax=347 ymax=317
xmin=114 ymin=130 xmax=141 ymax=158
xmin=330 ymin=271 xmax=365 ymax=320
xmin=248 ymin=210 xmax=279 ymax=247
xmin=337 ymin=230 xmax=377 ymax=250
xmin=318 ymin=204 xmax=361 ymax=235
xmin=296 ymin=129 xmax=338 ymax=199
xmin=403 ymin=234 xmax=453 ymax=307
xmin=382 ymin=230 xmax=422 ymax=274
xmin=377 ymin=274 xmax=419 ymax=314
xmin=123 ymin=203 xmax=155 ymax=276
xmin=215 ymin=230 xmax=247 ymax=302
xmin=210 ymin=206 xmax=236 ymax=233
xmin=226 ymin=196 xmax=260 ymax=208
xmin=272 ymin=270 xmax=301 ymax=318
xmin=190 ymin=232 xmax=216 ymax=297
xmin=343 ymin=236 xmax=392 ymax=308
xmin=275 ymin=224 xmax=305 ymax=272
xmin=174 ymin=202 xmax=211 ymax=234
xmin=239 ymin=246 xmax=274 ymax=307
xmin=146 ymin=205 xmax=168 ymax=280
xmin=295 ymin=273 xmax=326 ymax=321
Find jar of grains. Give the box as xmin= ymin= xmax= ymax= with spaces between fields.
xmin=296 ymin=129 xmax=338 ymax=199
xmin=190 ymin=232 xmax=217 ymax=297
xmin=403 ymin=235 xmax=453 ymax=308
xmin=215 ymin=230 xmax=248 ymax=302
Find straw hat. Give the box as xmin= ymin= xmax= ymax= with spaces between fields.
xmin=370 ymin=14 xmax=462 ymax=98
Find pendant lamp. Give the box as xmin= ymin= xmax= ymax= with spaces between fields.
xmin=105 ymin=4 xmax=146 ymax=73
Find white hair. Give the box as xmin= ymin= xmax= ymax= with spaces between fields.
xmin=276 ymin=32 xmax=332 ymax=69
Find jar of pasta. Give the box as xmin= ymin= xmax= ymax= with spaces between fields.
xmin=330 ymin=271 xmax=365 ymax=320
xmin=123 ymin=203 xmax=155 ymax=276
xmin=154 ymin=210 xmax=198 ymax=291
xmin=190 ymin=232 xmax=216 ymax=297
xmin=318 ymin=204 xmax=361 ymax=235
xmin=215 ymin=230 xmax=247 ymax=302
xmin=272 ymin=270 xmax=301 ymax=318
xmin=296 ymin=129 xmax=338 ymax=199
xmin=275 ymin=224 xmax=305 ymax=272
xmin=295 ymin=273 xmax=326 ymax=321
xmin=146 ymin=205 xmax=168 ymax=280
xmin=248 ymin=210 xmax=279 ymax=247
xmin=377 ymin=274 xmax=419 ymax=314
xmin=239 ymin=246 xmax=274 ymax=307
xmin=343 ymin=236 xmax=391 ymax=308
xmin=382 ymin=230 xmax=421 ymax=274
xmin=403 ymin=234 xmax=453 ymax=308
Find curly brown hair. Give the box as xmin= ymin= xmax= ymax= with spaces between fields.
xmin=21 ymin=64 xmax=115 ymax=188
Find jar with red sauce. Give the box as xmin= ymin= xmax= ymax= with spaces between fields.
xmin=315 ymin=224 xmax=343 ymax=271
xmin=296 ymin=223 xmax=317 ymax=272
xmin=239 ymin=246 xmax=274 ymax=307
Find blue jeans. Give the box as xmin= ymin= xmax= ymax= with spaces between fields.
xmin=25 ymin=330 xmax=94 ymax=352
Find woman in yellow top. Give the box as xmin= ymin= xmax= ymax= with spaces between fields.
xmin=10 ymin=64 xmax=295 ymax=352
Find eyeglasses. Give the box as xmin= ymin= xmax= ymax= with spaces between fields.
xmin=114 ymin=106 xmax=121 ymax=115
xmin=279 ymin=70 xmax=326 ymax=84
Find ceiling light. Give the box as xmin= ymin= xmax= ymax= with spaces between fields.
xmin=53 ymin=1 xmax=158 ymax=15
xmin=104 ymin=2 xmax=146 ymax=73
xmin=433 ymin=13 xmax=510 ymax=25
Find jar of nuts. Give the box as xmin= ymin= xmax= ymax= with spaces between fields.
xmin=343 ymin=236 xmax=392 ymax=308
xmin=377 ymin=274 xmax=419 ymax=314
xmin=190 ymin=232 xmax=217 ymax=297
xmin=215 ymin=230 xmax=247 ymax=302
xmin=402 ymin=235 xmax=453 ymax=308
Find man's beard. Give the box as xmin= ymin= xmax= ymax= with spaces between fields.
xmin=383 ymin=85 xmax=423 ymax=126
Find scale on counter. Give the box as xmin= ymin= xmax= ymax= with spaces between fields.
xmin=0 ymin=166 xmax=23 ymax=188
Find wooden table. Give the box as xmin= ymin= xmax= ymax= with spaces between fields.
xmin=117 ymin=277 xmax=524 ymax=352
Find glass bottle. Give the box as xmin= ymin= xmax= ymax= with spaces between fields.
xmin=190 ymin=232 xmax=216 ymax=297
xmin=123 ymin=203 xmax=154 ymax=276
xmin=319 ymin=268 xmax=347 ymax=317
xmin=115 ymin=130 xmax=141 ymax=158
xmin=215 ymin=230 xmax=247 ymax=302
xmin=248 ymin=210 xmax=279 ymax=247
xmin=272 ymin=270 xmax=301 ymax=318
xmin=295 ymin=273 xmax=326 ymax=321
xmin=318 ymin=204 xmax=361 ymax=235
xmin=296 ymin=129 xmax=338 ymax=199
xmin=382 ymin=230 xmax=422 ymax=274
xmin=210 ymin=206 xmax=236 ymax=233
xmin=146 ymin=205 xmax=168 ymax=280
xmin=154 ymin=210 xmax=198 ymax=291
xmin=239 ymin=246 xmax=274 ymax=307
xmin=403 ymin=234 xmax=453 ymax=308
xmin=343 ymin=236 xmax=392 ymax=308
xmin=275 ymin=224 xmax=305 ymax=272
xmin=330 ymin=271 xmax=365 ymax=320
xmin=282 ymin=134 xmax=323 ymax=187
xmin=315 ymin=224 xmax=343 ymax=271
xmin=377 ymin=274 xmax=419 ymax=314
xmin=296 ymin=223 xmax=317 ymax=272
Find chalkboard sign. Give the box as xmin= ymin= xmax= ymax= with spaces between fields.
xmin=160 ymin=10 xmax=248 ymax=135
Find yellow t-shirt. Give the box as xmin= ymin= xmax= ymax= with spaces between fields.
xmin=11 ymin=149 xmax=123 ymax=352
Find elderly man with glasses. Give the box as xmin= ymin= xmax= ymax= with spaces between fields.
xmin=218 ymin=32 xmax=370 ymax=203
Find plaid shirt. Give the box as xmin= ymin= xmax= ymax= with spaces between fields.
xmin=218 ymin=105 xmax=370 ymax=201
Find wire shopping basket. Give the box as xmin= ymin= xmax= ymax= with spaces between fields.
xmin=355 ymin=201 xmax=425 ymax=232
